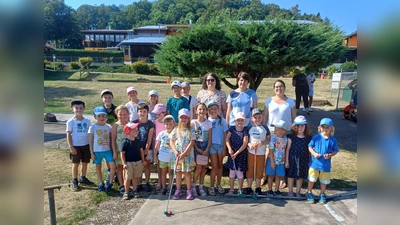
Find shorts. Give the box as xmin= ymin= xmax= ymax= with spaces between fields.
xmin=93 ymin=150 xmax=114 ymax=165
xmin=70 ymin=145 xmax=91 ymax=163
xmin=210 ymin=144 xmax=224 ymax=155
xmin=125 ymin=161 xmax=144 ymax=180
xmin=194 ymin=141 xmax=209 ymax=157
xmin=308 ymin=168 xmax=331 ymax=184
xmin=159 ymin=161 xmax=172 ymax=169
xmin=265 ymin=158 xmax=285 ymax=176
xmin=309 ymin=88 xmax=314 ymax=96
xmin=246 ymin=153 xmax=265 ymax=179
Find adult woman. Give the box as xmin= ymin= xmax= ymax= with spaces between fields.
xmin=197 ymin=72 xmax=227 ymax=117
xmin=226 ymin=72 xmax=258 ymax=127
xmin=262 ymin=80 xmax=296 ymax=188
xmin=292 ymin=73 xmax=310 ymax=115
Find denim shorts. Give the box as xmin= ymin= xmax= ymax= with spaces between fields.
xmin=93 ymin=150 xmax=114 ymax=165
xmin=194 ymin=141 xmax=209 ymax=156
xmin=209 ymin=144 xmax=223 ymax=155
xmin=265 ymin=158 xmax=285 ymax=176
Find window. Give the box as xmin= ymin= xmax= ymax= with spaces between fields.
xmin=116 ymin=35 xmax=124 ymax=42
xmin=95 ymin=35 xmax=104 ymax=41
xmin=85 ymin=35 xmax=90 ymax=40
xmin=89 ymin=35 xmax=94 ymax=41
xmin=105 ymin=35 xmax=113 ymax=41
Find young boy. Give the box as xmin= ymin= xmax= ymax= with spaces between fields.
xmin=266 ymin=120 xmax=292 ymax=196
xmin=154 ymin=115 xmax=175 ymax=195
xmin=307 ymin=118 xmax=339 ymax=204
xmin=89 ymin=106 xmax=116 ymax=192
xmin=121 ymin=122 xmax=146 ymax=200
xmin=343 ymin=100 xmax=357 ymax=123
xmin=100 ymin=89 xmax=118 ymax=184
xmin=166 ymin=81 xmax=189 ymax=123
xmin=246 ymin=108 xmax=270 ymax=195
xmin=133 ymin=103 xmax=155 ymax=192
xmin=181 ymin=82 xmax=198 ymax=119
xmin=66 ymin=100 xmax=94 ymax=191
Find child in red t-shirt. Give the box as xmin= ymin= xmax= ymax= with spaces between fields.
xmin=343 ymin=101 xmax=357 ymax=123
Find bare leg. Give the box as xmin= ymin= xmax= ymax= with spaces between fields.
xmin=72 ymin=163 xmax=79 ymax=179
xmin=161 ymin=167 xmax=167 ymax=189
xmin=210 ymin=154 xmax=218 ymax=187
xmin=96 ymin=164 xmax=103 ymax=183
xmin=117 ymin=164 xmax=124 ymax=187
xmin=320 ymin=183 xmax=327 ymax=194
xmin=81 ymin=162 xmax=88 ymax=177
xmin=175 ymin=171 xmax=182 ymax=190
xmin=307 ymin=180 xmax=315 ymax=193
xmin=275 ymin=176 xmax=282 ymax=191
xmin=108 ymin=162 xmax=116 ymax=184
xmin=309 ymin=96 xmax=313 ymax=108
xmin=229 ymin=177 xmax=235 ymax=192
xmin=288 ymin=178 xmax=294 ymax=193
xmin=124 ymin=179 xmax=131 ymax=193
xmin=200 ymin=165 xmax=207 ymax=185
xmin=132 ymin=177 xmax=139 ymax=190
xmin=185 ymin=172 xmax=192 ymax=191
xmin=192 ymin=164 xmax=201 ymax=185
xmin=296 ymin=178 xmax=303 ymax=194
xmin=216 ymin=153 xmax=224 ymax=186
xmin=144 ymin=159 xmax=150 ymax=183
xmin=268 ymin=175 xmax=274 ymax=191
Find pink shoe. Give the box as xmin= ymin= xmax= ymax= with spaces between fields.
xmin=172 ymin=190 xmax=182 ymax=200
xmin=186 ymin=190 xmax=194 ymax=200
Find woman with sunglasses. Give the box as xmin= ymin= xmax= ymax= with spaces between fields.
xmin=196 ymin=72 xmax=227 ymax=117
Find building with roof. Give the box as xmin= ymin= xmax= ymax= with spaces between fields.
xmin=341 ymin=31 xmax=357 ymax=62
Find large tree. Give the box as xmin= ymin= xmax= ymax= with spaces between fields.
xmin=154 ymin=19 xmax=346 ymax=91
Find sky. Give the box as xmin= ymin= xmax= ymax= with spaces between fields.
xmin=64 ymin=0 xmax=400 ymax=35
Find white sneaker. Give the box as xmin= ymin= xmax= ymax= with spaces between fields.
xmin=302 ymin=108 xmax=306 ymax=112
xmin=308 ymin=108 xmax=313 ymax=112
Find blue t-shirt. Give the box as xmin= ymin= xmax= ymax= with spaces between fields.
xmin=308 ymin=133 xmax=339 ymax=172
xmin=208 ymin=117 xmax=229 ymax=145
xmin=226 ymin=89 xmax=258 ymax=126
xmin=166 ymin=96 xmax=190 ymax=123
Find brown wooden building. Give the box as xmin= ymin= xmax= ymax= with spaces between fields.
xmin=81 ymin=29 xmax=130 ymax=50
xmin=341 ymin=32 xmax=357 ymax=62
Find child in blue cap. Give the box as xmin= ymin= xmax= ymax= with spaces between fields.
xmin=306 ymin=118 xmax=339 ymax=204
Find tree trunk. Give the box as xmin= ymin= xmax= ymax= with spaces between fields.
xmin=221 ymin=78 xmax=237 ymax=90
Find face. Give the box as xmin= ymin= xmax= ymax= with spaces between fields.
xmin=238 ymin=78 xmax=249 ymax=89
xmin=182 ymin=86 xmax=190 ymax=95
xmin=208 ymin=105 xmax=218 ymax=117
xmin=117 ymin=109 xmax=129 ymax=122
xmin=196 ymin=105 xmax=207 ymax=116
xmin=127 ymin=91 xmax=137 ymax=99
xmin=156 ymin=112 xmax=166 ymax=120
xmin=172 ymin=86 xmax=181 ymax=95
xmin=129 ymin=127 xmax=138 ymax=137
xmin=164 ymin=120 xmax=175 ymax=131
xmin=235 ymin=118 xmax=245 ymax=127
xmin=320 ymin=125 xmax=332 ymax=136
xmin=71 ymin=104 xmax=85 ymax=116
xmin=274 ymin=82 xmax=286 ymax=95
xmin=179 ymin=115 xmax=189 ymax=126
xmin=251 ymin=114 xmax=262 ymax=125
xmin=296 ymin=124 xmax=306 ymax=133
xmin=274 ymin=127 xmax=286 ymax=137
xmin=101 ymin=94 xmax=113 ymax=105
xmin=149 ymin=94 xmax=158 ymax=103
xmin=138 ymin=109 xmax=148 ymax=119
xmin=95 ymin=114 xmax=107 ymax=123
xmin=206 ymin=75 xmax=216 ymax=89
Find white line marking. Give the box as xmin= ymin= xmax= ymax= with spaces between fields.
xmin=324 ymin=204 xmax=346 ymax=224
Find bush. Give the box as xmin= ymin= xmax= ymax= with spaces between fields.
xmin=69 ymin=61 xmax=80 ymax=69
xmin=340 ymin=61 xmax=357 ymax=70
xmin=149 ymin=64 xmax=159 ymax=75
xmin=93 ymin=65 xmax=112 ymax=72
xmin=130 ymin=60 xmax=149 ymax=74
xmin=115 ymin=66 xmax=131 ymax=73
xmin=79 ymin=57 xmax=93 ymax=68
xmin=44 ymin=49 xmax=123 ymax=58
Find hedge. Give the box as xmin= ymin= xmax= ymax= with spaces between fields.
xmin=44 ymin=49 xmax=123 ymax=58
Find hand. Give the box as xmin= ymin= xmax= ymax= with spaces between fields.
xmin=323 ymin=153 xmax=330 ymax=159
xmin=314 ymin=153 xmax=321 ymax=158
xmin=154 ymin=158 xmax=158 ymax=164
xmin=285 ymin=162 xmax=289 ymax=168
xmin=91 ymin=154 xmax=96 ymax=161
xmin=255 ymin=141 xmax=262 ymax=147
xmin=69 ymin=147 xmax=77 ymax=155
xmin=123 ymin=164 xmax=128 ymax=169
xmin=202 ymin=150 xmax=208 ymax=156
xmin=248 ymin=143 xmax=254 ymax=150
xmin=270 ymin=161 xmax=276 ymax=170
xmin=113 ymin=153 xmax=117 ymax=160
xmin=142 ymin=161 xmax=147 ymax=166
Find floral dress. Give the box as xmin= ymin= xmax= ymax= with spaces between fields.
xmin=170 ymin=127 xmax=196 ymax=172
xmin=115 ymin=123 xmax=127 ymax=164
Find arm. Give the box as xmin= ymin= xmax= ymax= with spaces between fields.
xmin=89 ymin=133 xmax=96 ymax=160
xmin=141 ymin=147 xmax=147 ymax=166
xmin=225 ymin=103 xmax=232 ymax=126
xmin=291 ymin=105 xmax=297 ymax=123
xmin=203 ymin=128 xmax=212 ymax=155
xmin=285 ymin=139 xmax=292 ymax=168
xmin=66 ymin=131 xmax=77 ymax=155
xmin=308 ymin=146 xmax=321 ymax=158
xmin=234 ymin=135 xmax=249 ymax=158
xmin=225 ymin=131 xmax=233 ymax=157
xmin=109 ymin=128 xmax=117 ymax=160
xmin=111 ymin=124 xmax=118 ymax=158
xmin=121 ymin=151 xmax=128 ymax=169
xmin=222 ymin=131 xmax=227 ymax=157
xmin=324 ymin=151 xmax=337 ymax=159
xmin=169 ymin=137 xmax=180 ymax=156
xmin=182 ymin=140 xmax=195 ymax=158
xmin=262 ymin=105 xmax=269 ymax=126
xmin=154 ymin=140 xmax=161 ymax=164
xmin=252 ymin=100 xmax=258 ymax=109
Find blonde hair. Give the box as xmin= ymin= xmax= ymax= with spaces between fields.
xmin=290 ymin=123 xmax=312 ymax=137
xmin=115 ymin=105 xmax=129 ymax=115
xmin=177 ymin=117 xmax=191 ymax=138
xmin=146 ymin=95 xmax=158 ymax=105
xmin=318 ymin=125 xmax=335 ymax=136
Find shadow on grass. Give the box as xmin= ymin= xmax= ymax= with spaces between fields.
xmin=44 ymin=70 xmax=76 ymax=80
xmin=44 ymin=86 xmax=95 ymax=100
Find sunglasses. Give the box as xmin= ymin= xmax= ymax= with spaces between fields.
xmin=206 ymin=79 xmax=215 ymax=82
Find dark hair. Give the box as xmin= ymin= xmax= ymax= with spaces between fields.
xmin=71 ymin=99 xmax=85 ymax=108
xmin=137 ymin=103 xmax=149 ymax=112
xmin=202 ymin=72 xmax=221 ymax=90
xmin=273 ymin=79 xmax=286 ymax=88
xmin=237 ymin=72 xmax=250 ymax=82
xmin=195 ymin=102 xmax=207 ymax=111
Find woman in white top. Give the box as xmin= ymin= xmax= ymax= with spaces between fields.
xmin=262 ymin=79 xmax=296 ymax=135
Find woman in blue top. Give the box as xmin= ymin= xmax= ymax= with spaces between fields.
xmin=226 ymin=72 xmax=258 ymax=128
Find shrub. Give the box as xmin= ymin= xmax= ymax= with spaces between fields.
xmin=69 ymin=61 xmax=80 ymax=69
xmin=130 ymin=60 xmax=149 ymax=74
xmin=115 ymin=66 xmax=131 ymax=73
xmin=149 ymin=64 xmax=159 ymax=75
xmin=79 ymin=57 xmax=93 ymax=68
xmin=340 ymin=61 xmax=357 ymax=70
xmin=44 ymin=60 xmax=51 ymax=65
xmin=93 ymin=65 xmax=112 ymax=72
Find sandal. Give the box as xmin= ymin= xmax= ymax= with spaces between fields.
xmin=279 ymin=180 xmax=286 ymax=189
xmin=156 ymin=182 xmax=161 ymax=190
xmin=217 ymin=185 xmax=225 ymax=194
xmin=208 ymin=187 xmax=216 ymax=196
xmin=228 ymin=189 xmax=234 ymax=194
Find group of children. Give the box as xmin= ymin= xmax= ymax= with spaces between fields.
xmin=66 ymin=80 xmax=339 ymax=204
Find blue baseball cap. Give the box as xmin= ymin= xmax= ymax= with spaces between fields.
xmin=93 ymin=106 xmax=107 ymax=115
xmin=320 ymin=118 xmax=333 ymax=126
xmin=206 ymin=100 xmax=218 ymax=108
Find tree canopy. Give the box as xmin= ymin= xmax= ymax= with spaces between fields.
xmin=154 ymin=20 xmax=346 ymax=91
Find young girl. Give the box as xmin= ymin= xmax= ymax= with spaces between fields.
xmin=152 ymin=103 xmax=167 ymax=190
xmin=170 ymin=108 xmax=196 ymax=200
xmin=285 ymin=115 xmax=312 ymax=197
xmin=191 ymin=103 xmax=212 ymax=197
xmin=225 ymin=112 xmax=249 ymax=194
xmin=125 ymin=87 xmax=145 ymax=122
xmin=111 ymin=105 xmax=130 ymax=194
xmin=207 ymin=100 xmax=228 ymax=195
xmin=147 ymin=90 xmax=159 ymax=122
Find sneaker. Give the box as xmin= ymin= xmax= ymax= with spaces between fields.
xmin=71 ymin=179 xmax=79 ymax=191
xmin=105 ymin=171 xmax=110 ymax=184
xmin=288 ymin=191 xmax=294 ymax=197
xmin=79 ymin=177 xmax=94 ymax=185
xmin=97 ymin=182 xmax=105 ymax=192
xmin=295 ymin=192 xmax=301 ymax=197
xmin=186 ymin=190 xmax=194 ymax=200
xmin=159 ymin=188 xmax=167 ymax=195
xmin=133 ymin=190 xmax=140 ymax=198
xmin=306 ymin=192 xmax=314 ymax=204
xmin=137 ymin=184 xmax=143 ymax=192
xmin=274 ymin=190 xmax=282 ymax=196
xmin=172 ymin=190 xmax=182 ymax=200
xmin=308 ymin=108 xmax=313 ymax=112
xmin=122 ymin=192 xmax=129 ymax=200
xmin=217 ymin=185 xmax=225 ymax=194
xmin=145 ymin=182 xmax=151 ymax=192
xmin=191 ymin=187 xmax=198 ymax=196
xmin=208 ymin=187 xmax=216 ymax=196
xmin=119 ymin=186 xmax=125 ymax=194
xmin=255 ymin=187 xmax=262 ymax=195
xmin=105 ymin=182 xmax=113 ymax=192
xmin=319 ymin=193 xmax=327 ymax=204
xmin=199 ymin=188 xmax=207 ymax=196
xmin=302 ymin=108 xmax=306 ymax=112
xmin=267 ymin=190 xmax=275 ymax=196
